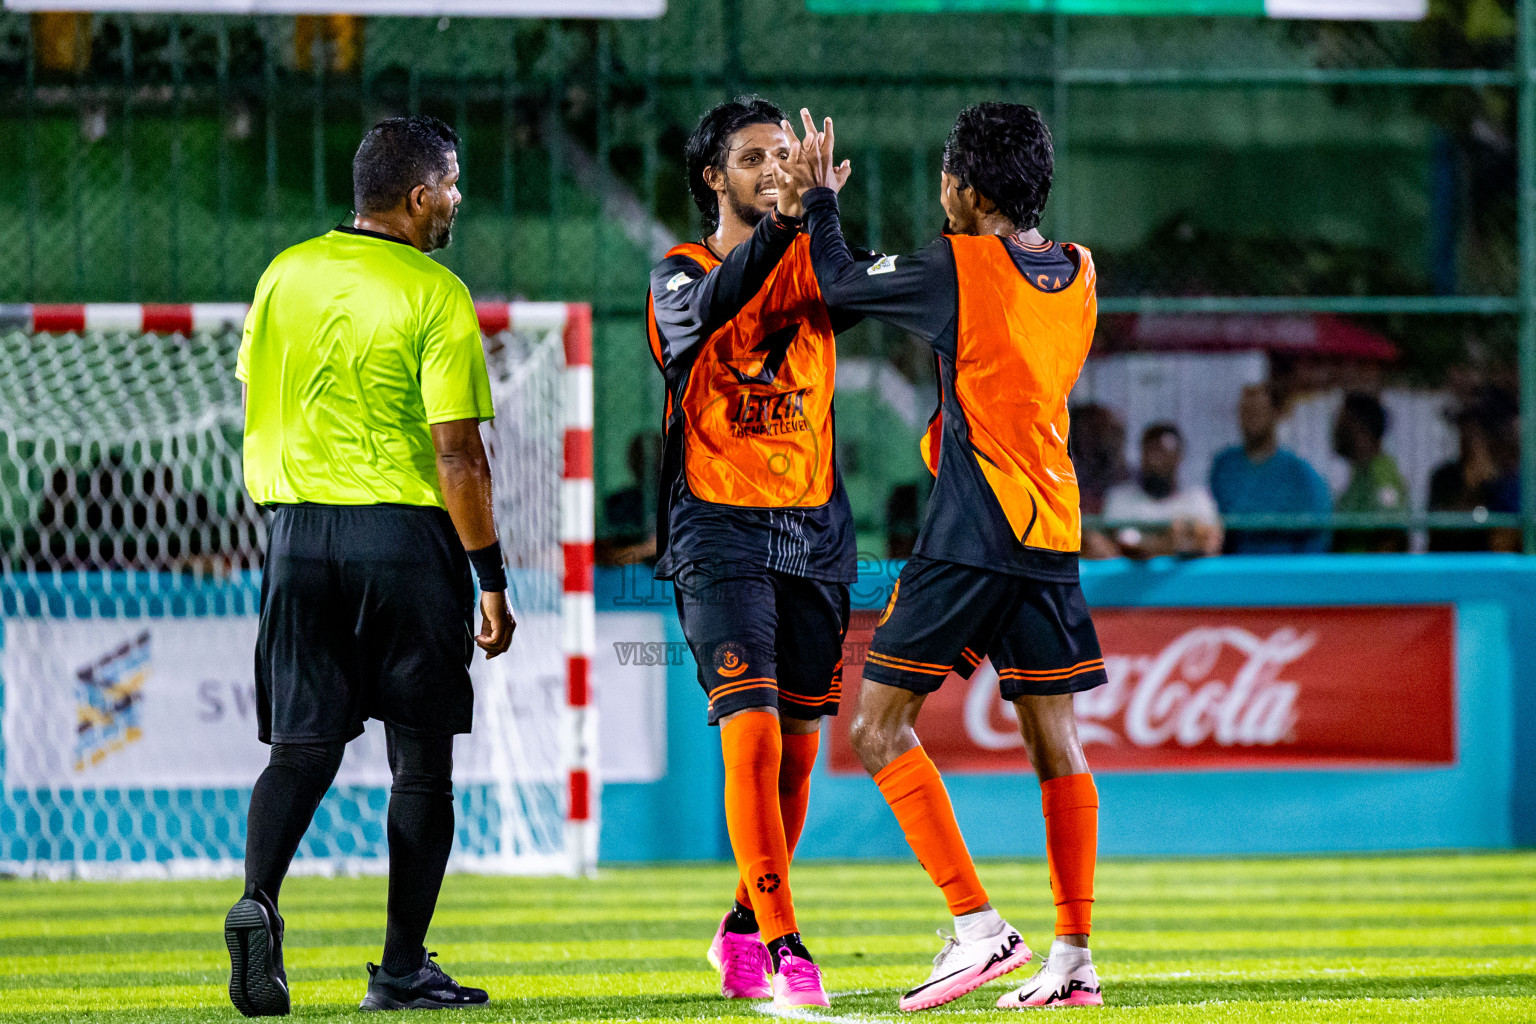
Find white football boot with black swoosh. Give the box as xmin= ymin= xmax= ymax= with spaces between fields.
xmin=995 ymin=949 xmax=1103 ymax=1009
xmin=897 ymin=925 xmax=1032 ymax=1011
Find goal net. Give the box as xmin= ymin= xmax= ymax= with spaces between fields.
xmin=0 ymin=302 xmax=596 ymax=879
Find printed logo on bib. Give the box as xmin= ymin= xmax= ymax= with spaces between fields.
xmin=731 ymin=387 xmax=811 ymax=438
xmin=725 ymin=323 xmax=800 ymax=387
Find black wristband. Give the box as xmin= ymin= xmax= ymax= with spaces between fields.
xmin=770 ymin=207 xmax=803 ymax=231
xmin=467 ymin=541 xmax=508 ymax=593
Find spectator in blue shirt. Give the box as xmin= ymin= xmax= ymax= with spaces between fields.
xmin=1210 ymin=383 xmax=1332 ymax=554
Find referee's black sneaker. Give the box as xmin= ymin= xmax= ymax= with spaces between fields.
xmin=359 ymin=952 xmax=489 ymax=1011
xmin=224 ymin=890 xmax=290 ymax=1017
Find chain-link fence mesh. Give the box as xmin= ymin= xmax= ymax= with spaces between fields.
xmin=0 ymin=321 xmax=575 ymax=877
xmin=0 ymin=328 xmax=256 ymax=578
xmin=0 ymin=1 xmax=1526 ymax=549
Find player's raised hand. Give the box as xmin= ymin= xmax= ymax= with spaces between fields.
xmin=799 ymin=107 xmax=852 ymax=193
xmin=773 ymin=119 xmax=812 ymax=219
xmin=772 ymin=118 xmax=818 ymax=218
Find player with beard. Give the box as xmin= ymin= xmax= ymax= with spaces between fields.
xmin=227 ymin=116 xmax=513 ymax=1016
xmin=776 ymin=104 xmax=1107 ymax=1010
xmin=646 ymin=97 xmax=859 ymax=1008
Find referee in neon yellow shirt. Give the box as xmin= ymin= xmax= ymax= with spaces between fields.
xmin=225 ymin=116 xmax=513 ymax=1016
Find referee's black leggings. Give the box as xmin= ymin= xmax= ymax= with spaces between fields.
xmin=244 ymin=725 xmax=456 ymax=976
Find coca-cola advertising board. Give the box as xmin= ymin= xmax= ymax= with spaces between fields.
xmin=829 ymin=605 xmax=1456 ymax=773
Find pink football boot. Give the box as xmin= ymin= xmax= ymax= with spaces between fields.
xmin=706 ymin=913 xmax=772 ymax=999
xmin=771 ymin=951 xmax=830 ymax=1008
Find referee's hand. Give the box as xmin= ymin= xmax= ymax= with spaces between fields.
xmin=476 ymin=590 xmax=516 ymax=658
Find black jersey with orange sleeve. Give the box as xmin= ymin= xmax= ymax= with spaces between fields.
xmin=801 ymin=186 xmax=1095 ymax=582
xmin=647 ymin=208 xmax=860 ymax=583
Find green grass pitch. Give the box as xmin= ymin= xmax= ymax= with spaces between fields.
xmin=0 ymin=852 xmax=1532 ymax=1022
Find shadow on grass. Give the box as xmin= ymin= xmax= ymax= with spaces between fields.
xmin=0 ymin=991 xmax=775 ymax=1024
xmin=8 ymin=910 xmax=1532 ymax=959
xmin=1106 ymin=973 xmax=1536 ymax=1005
xmin=7 ymin=977 xmax=1536 ymax=1024
xmin=18 ymin=942 xmax=1536 ymax=992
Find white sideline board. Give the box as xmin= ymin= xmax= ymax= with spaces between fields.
xmin=0 ymin=610 xmax=664 ymax=788
xmin=3 ymin=1 xmax=664 ymax=17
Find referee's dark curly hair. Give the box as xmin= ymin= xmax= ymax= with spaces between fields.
xmin=942 ymin=102 xmax=1054 ymax=231
xmin=353 ymin=115 xmax=459 ymax=216
xmin=684 ymin=96 xmax=789 ymax=232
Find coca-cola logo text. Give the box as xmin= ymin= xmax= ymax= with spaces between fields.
xmin=964 ymin=627 xmax=1310 ymax=752
xmin=830 ymin=605 xmax=1456 ymax=773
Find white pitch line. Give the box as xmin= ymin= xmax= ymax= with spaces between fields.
xmin=755 ymin=1002 xmax=889 ymax=1024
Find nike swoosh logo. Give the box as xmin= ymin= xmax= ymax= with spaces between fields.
xmin=1014 ymin=977 xmax=1100 ymax=1006
xmin=904 ymin=936 xmax=1020 ymax=996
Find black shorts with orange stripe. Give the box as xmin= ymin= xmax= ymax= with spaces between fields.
xmin=673 ymin=563 xmax=850 ymax=725
xmin=864 ymin=554 xmax=1107 ymax=700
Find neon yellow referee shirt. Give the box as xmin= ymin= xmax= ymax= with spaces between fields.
xmin=237 ymin=226 xmax=494 ymax=508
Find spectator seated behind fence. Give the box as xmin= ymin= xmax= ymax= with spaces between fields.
xmin=1102 ymin=423 xmax=1222 ymax=559
xmin=23 ymin=455 xmax=256 ymax=573
xmin=1428 ymin=386 xmax=1522 ymax=553
xmin=1210 ymin=383 xmax=1332 ymax=554
xmin=1069 ymin=403 xmax=1130 ymax=560
xmin=595 ymin=433 xmax=658 ymax=566
xmin=1331 ymin=392 xmax=1409 ymax=554
xmin=1067 ymin=403 xmax=1128 ymax=516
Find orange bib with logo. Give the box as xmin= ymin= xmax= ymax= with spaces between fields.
xmin=647 ymin=235 xmax=838 ymax=509
xmin=939 ymin=234 xmax=1097 ymax=553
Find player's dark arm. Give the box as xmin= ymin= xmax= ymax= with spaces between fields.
xmin=802 ymin=187 xmax=955 ymax=344
xmin=650 ymin=208 xmax=802 ymax=366
xmin=431 ymin=417 xmax=515 ymax=657
xmin=826 ymin=246 xmax=879 ymax=335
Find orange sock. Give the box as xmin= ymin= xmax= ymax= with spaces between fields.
xmin=873 ymin=745 xmax=988 ymax=915
xmin=736 ymin=730 xmax=819 ymax=910
xmin=1042 ymin=773 xmax=1098 ymax=936
xmin=721 ymin=713 xmax=796 ymax=942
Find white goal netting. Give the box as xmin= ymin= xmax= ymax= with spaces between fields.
xmin=0 ymin=308 xmax=588 ymax=878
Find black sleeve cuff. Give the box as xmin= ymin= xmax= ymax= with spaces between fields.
xmin=802 ymin=187 xmax=839 ymax=210
xmin=467 ymin=541 xmax=508 ymax=592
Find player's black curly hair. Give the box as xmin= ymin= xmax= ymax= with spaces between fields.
xmin=353 ymin=115 xmax=460 ymax=216
xmin=685 ymin=96 xmax=788 ymax=232
xmin=942 ymin=102 xmax=1054 ymax=231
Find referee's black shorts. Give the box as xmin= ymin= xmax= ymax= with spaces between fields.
xmin=864 ymin=554 xmax=1107 ymax=700
xmin=673 ymin=563 xmax=850 ymax=725
xmin=256 ymin=503 xmax=476 ymax=744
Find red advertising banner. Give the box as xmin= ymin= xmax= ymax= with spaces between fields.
xmin=830 ymin=605 xmax=1456 ymax=774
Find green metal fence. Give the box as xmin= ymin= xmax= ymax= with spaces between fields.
xmin=0 ymin=2 xmax=1529 ymax=551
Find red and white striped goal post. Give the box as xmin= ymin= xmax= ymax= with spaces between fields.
xmin=0 ymin=303 xmax=252 ymax=334
xmin=6 ymin=299 xmax=600 ymax=877
xmin=490 ymin=302 xmax=599 ymax=878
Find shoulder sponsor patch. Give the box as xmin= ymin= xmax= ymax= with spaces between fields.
xmin=665 ymin=271 xmax=692 ymax=292
xmin=867 ymin=255 xmax=898 ymax=276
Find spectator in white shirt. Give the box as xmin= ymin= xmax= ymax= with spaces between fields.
xmin=1102 ymin=423 xmax=1223 ymax=559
